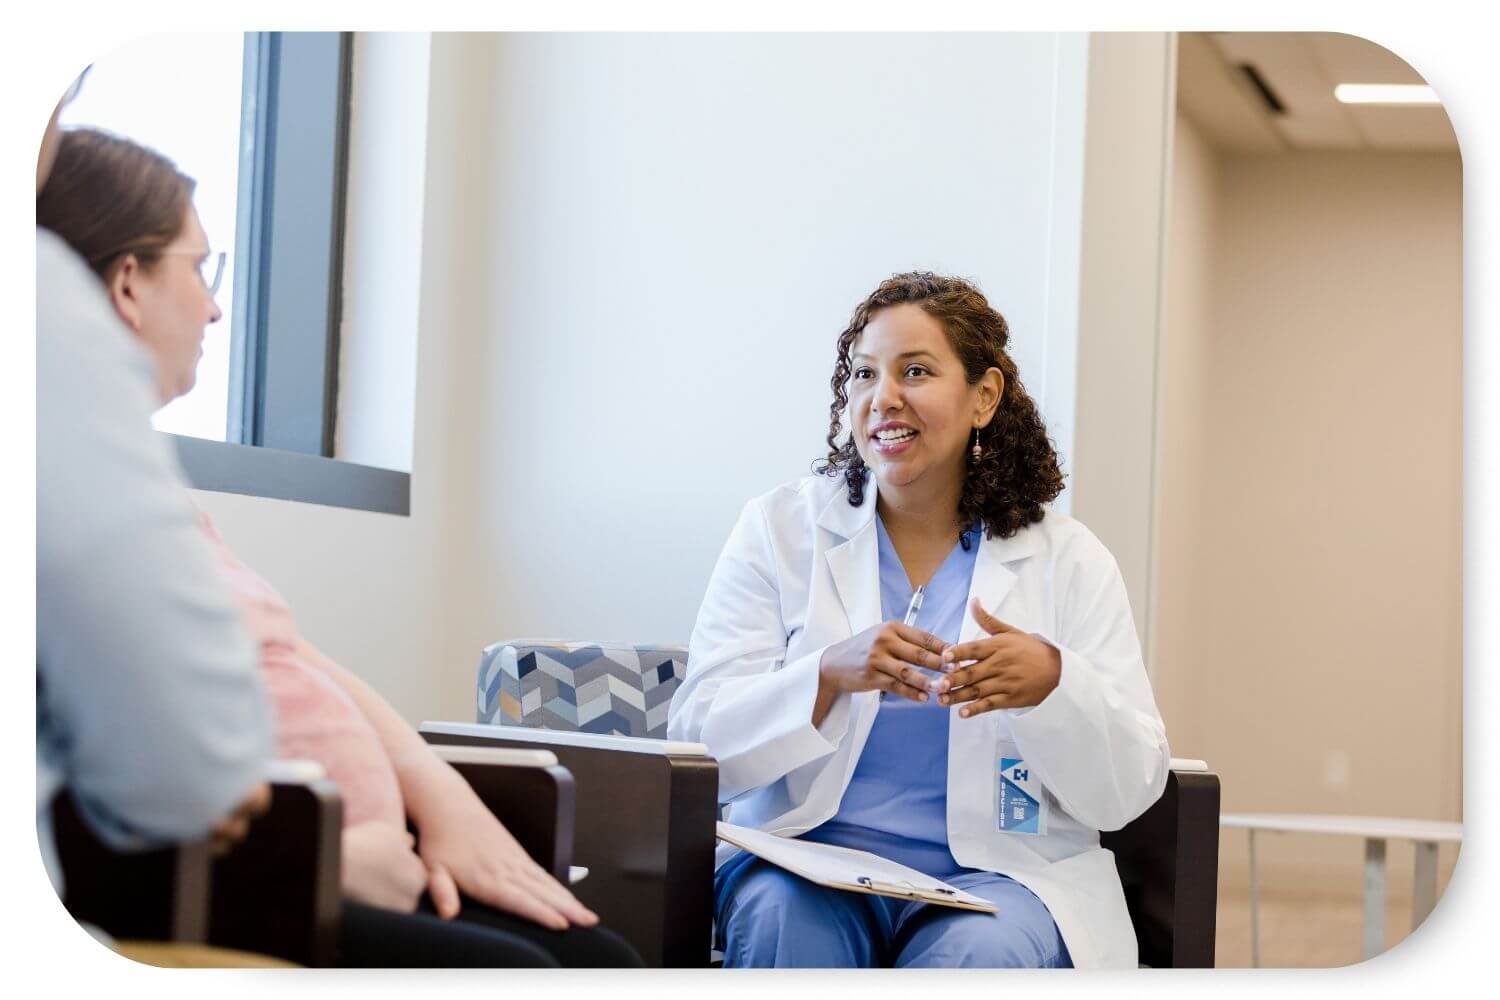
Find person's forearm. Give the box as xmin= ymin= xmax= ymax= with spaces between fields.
xmin=812 ymin=666 xmax=837 ymax=728
xmin=293 ymin=638 xmax=458 ymax=812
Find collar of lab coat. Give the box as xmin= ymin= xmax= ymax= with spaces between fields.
xmin=815 ymin=475 xmax=1038 ymax=641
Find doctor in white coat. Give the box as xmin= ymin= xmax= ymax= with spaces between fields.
xmin=668 ymin=272 xmax=1170 ymax=969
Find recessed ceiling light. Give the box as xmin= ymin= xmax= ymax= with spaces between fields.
xmin=1334 ymin=84 xmax=1440 ymax=105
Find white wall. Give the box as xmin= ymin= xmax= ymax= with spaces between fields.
xmin=436 ymin=32 xmax=1098 ymax=666
xmin=194 ymin=32 xmax=1175 ymax=728
xmin=335 ymin=33 xmax=430 ymax=473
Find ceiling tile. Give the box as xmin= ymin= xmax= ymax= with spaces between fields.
xmin=1179 ymin=32 xmax=1457 ymax=154
xmin=1176 ymin=31 xmax=1285 ymax=153
xmin=1304 ymin=32 xmax=1428 ymax=86
xmin=1350 ymin=106 xmax=1460 ymax=151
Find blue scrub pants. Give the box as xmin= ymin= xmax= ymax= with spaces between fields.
xmin=714 ymin=852 xmax=1073 ymax=968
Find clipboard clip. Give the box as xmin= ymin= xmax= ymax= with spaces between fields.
xmin=857 ymin=876 xmax=956 ymax=897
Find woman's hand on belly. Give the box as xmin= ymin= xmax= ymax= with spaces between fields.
xmin=814 ymin=620 xmax=949 ymax=724
xmin=932 ymin=598 xmax=1062 ymax=717
xmin=341 ymin=822 xmax=428 ymax=912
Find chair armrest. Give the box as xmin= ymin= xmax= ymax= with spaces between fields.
xmin=430 ymin=745 xmax=575 ymax=883
xmin=1100 ymin=767 xmax=1222 ymax=968
xmin=421 ymin=722 xmax=719 ymax=967
xmin=52 ymin=792 xmax=214 ymax=944
xmin=426 ymin=721 xmax=708 ymax=757
xmin=207 ymin=772 xmax=343 ymax=967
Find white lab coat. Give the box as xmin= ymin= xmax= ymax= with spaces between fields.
xmin=668 ymin=474 xmax=1171 ymax=969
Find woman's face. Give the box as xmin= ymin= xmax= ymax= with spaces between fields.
xmin=106 ymin=204 xmax=222 ymax=403
xmin=848 ymin=303 xmax=999 ymax=497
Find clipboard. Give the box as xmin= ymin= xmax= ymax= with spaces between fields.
xmin=716 ymin=822 xmax=998 ymax=914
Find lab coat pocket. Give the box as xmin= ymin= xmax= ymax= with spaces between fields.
xmin=948 ymin=707 xmax=999 ymax=837
xmin=1042 ymin=847 xmax=1138 ymax=968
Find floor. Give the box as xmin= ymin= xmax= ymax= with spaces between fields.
xmin=1214 ymin=888 xmax=1428 ymax=968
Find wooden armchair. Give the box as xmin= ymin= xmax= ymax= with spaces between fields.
xmin=52 ymin=748 xmax=576 ymax=966
xmin=421 ymin=722 xmax=1221 ymax=968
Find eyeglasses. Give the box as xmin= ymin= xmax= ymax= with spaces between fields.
xmin=91 ymin=245 xmax=227 ymax=296
xmin=199 ymin=251 xmax=227 ymax=296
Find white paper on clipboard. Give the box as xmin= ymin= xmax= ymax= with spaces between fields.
xmin=715 ymin=822 xmax=997 ymax=913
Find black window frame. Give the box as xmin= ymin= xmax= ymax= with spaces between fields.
xmin=167 ymin=30 xmax=410 ymax=517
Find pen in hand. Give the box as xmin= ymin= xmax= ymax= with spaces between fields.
xmin=902 ymin=585 xmax=925 ymax=628
xmin=884 ymin=586 xmax=927 ymax=701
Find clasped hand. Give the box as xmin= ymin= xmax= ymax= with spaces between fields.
xmin=818 ymin=598 xmax=1061 ymax=719
xmin=932 ymin=598 xmax=1062 ymax=717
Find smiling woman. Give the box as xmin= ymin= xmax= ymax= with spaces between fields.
xmin=818 ymin=272 xmax=1066 ymax=543
xmin=669 ymin=270 xmax=1170 ymax=969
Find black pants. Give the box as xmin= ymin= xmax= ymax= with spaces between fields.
xmin=338 ymin=896 xmax=645 ymax=968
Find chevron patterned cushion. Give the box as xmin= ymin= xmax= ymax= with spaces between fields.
xmin=476 ymin=639 xmax=688 ymax=739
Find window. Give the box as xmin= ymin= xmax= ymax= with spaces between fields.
xmin=58 ymin=32 xmax=408 ymax=515
xmin=60 ymin=33 xmax=244 ymax=443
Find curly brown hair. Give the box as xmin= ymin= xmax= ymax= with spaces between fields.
xmin=814 ymin=271 xmax=1065 ymax=542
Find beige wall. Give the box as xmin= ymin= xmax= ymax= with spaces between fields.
xmin=1156 ymin=111 xmax=1463 ymax=899
xmin=1070 ymin=32 xmax=1176 ymax=652
xmin=1154 ymin=112 xmax=1219 ymax=738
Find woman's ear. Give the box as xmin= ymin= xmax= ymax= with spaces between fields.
xmin=975 ymin=367 xmax=1005 ymax=428
xmin=106 ymin=254 xmax=146 ymax=335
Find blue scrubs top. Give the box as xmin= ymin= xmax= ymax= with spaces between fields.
xmin=800 ymin=514 xmax=981 ymax=880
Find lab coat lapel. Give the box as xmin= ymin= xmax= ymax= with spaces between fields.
xmin=959 ymin=527 xmax=1035 ymax=642
xmin=810 ymin=478 xmax=883 ymax=811
xmin=949 ymin=523 xmax=1038 ymax=862
xmin=818 ymin=479 xmax=881 ymax=636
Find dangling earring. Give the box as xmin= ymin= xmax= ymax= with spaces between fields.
xmin=970 ymin=427 xmax=982 ymax=463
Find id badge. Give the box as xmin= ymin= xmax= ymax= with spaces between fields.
xmin=997 ymin=751 xmax=1049 ymax=835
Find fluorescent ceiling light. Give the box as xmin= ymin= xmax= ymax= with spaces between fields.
xmin=1334 ymin=84 xmax=1440 ymax=105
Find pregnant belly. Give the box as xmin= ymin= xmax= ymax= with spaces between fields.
xmin=262 ymin=655 xmax=406 ymax=829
